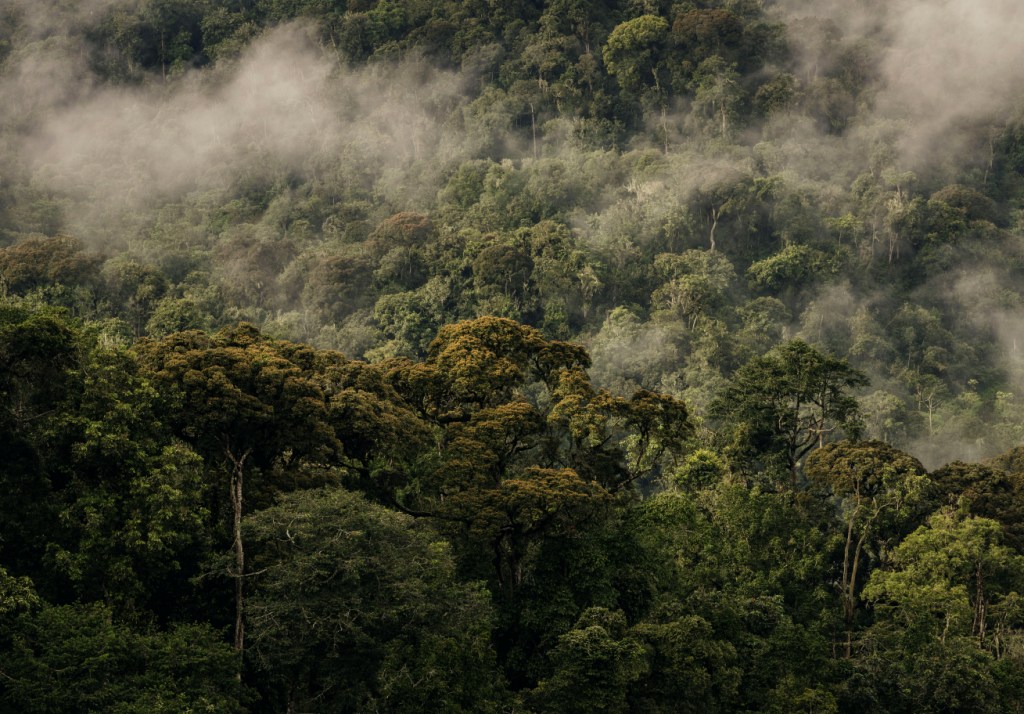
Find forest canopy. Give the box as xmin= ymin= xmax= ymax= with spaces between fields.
xmin=4 ymin=0 xmax=1024 ymax=711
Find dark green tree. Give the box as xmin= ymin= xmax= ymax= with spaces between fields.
xmin=806 ymin=440 xmax=930 ymax=654
xmin=243 ymin=486 xmax=503 ymax=712
xmin=0 ymin=603 xmax=244 ymax=713
xmin=711 ymin=340 xmax=867 ymax=484
xmin=531 ymin=607 xmax=647 ymax=714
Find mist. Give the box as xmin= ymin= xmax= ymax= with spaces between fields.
xmin=5 ymin=21 xmax=474 ymax=242
xmin=772 ymin=0 xmax=1024 ymax=176
xmin=877 ymin=0 xmax=1024 ymax=162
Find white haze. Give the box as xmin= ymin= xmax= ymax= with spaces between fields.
xmin=878 ymin=0 xmax=1024 ymax=465
xmin=773 ymin=0 xmax=1024 ymax=170
xmin=877 ymin=0 xmax=1024 ymax=162
xmin=10 ymin=22 xmax=472 ymax=234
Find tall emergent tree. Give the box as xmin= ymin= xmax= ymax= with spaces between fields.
xmin=379 ymin=316 xmax=693 ymax=592
xmin=135 ymin=325 xmax=341 ymax=655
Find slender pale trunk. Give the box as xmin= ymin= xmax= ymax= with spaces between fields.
xmin=974 ymin=562 xmax=987 ymax=644
xmin=848 ymin=532 xmax=867 ymax=616
xmin=840 ymin=494 xmax=864 ymax=658
xmin=662 ymin=104 xmax=669 ymax=155
xmin=232 ymin=467 xmax=244 ymax=652
xmin=841 ymin=523 xmax=855 ymax=657
xmin=227 ymin=448 xmax=252 ymax=655
xmin=529 ymin=102 xmax=538 ymax=160
xmin=709 ymin=207 xmax=720 ymax=252
xmin=652 ymin=69 xmax=668 ymax=155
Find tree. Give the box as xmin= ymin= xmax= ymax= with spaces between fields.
xmin=242 ymin=487 xmax=503 ymax=713
xmin=866 ymin=511 xmax=1024 ymax=647
xmin=145 ymin=296 xmax=212 ymax=336
xmin=711 ymin=341 xmax=867 ymax=484
xmin=651 ymin=249 xmax=736 ymax=330
xmin=471 ymin=238 xmax=535 ymax=317
xmin=0 ymin=303 xmax=79 ymax=433
xmin=367 ymin=211 xmax=435 ymax=257
xmin=670 ymin=8 xmax=744 ymax=75
xmin=0 ymin=236 xmax=100 ymax=297
xmin=753 ymin=72 xmax=796 ymax=117
xmin=42 ymin=341 xmax=210 ymax=616
xmin=0 ymin=567 xmax=38 ymax=619
xmin=134 ymin=325 xmax=340 ymax=655
xmin=689 ymin=171 xmax=757 ymax=252
xmin=0 ymin=603 xmax=244 ymax=713
xmin=603 ymin=15 xmax=671 ymax=150
xmin=930 ymin=461 xmax=1024 ymax=551
xmin=539 ymin=0 xmax=610 ymax=55
xmin=691 ymin=56 xmax=743 ymax=139
xmin=628 ymin=603 xmax=741 ymax=713
xmin=746 ymin=244 xmax=831 ymax=298
xmin=629 ymin=485 xmax=836 ymax=711
xmin=805 ymin=440 xmax=930 ymax=653
xmin=602 ymin=16 xmax=670 ymax=96
xmin=99 ymin=257 xmax=168 ymax=337
xmin=930 ymin=184 xmax=1002 ymax=224
xmin=531 ymin=608 xmax=647 ymax=714
xmin=859 ymin=511 xmax=1024 ymax=712
xmin=0 ymin=303 xmax=219 ymax=618
xmin=526 ymin=220 xmax=595 ymax=334
xmin=378 ymin=317 xmax=691 ymax=594
xmin=300 ymin=249 xmax=376 ymax=322
xmin=372 ymin=288 xmax=443 ymax=357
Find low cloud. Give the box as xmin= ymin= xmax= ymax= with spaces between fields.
xmin=6 ymin=22 xmax=471 ymax=235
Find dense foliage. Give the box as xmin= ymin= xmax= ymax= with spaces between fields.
xmin=3 ymin=0 xmax=1024 ymax=710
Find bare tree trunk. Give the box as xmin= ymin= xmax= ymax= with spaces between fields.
xmin=846 ymin=531 xmax=868 ymax=639
xmin=232 ymin=469 xmax=244 ymax=652
xmin=974 ymin=562 xmax=987 ymax=645
xmin=227 ymin=448 xmax=252 ymax=656
xmin=841 ymin=501 xmax=865 ymax=658
xmin=652 ymin=71 xmax=669 ymax=155
xmin=529 ymin=102 xmax=538 ymax=160
xmin=662 ymin=105 xmax=669 ymax=155
xmin=841 ymin=524 xmax=855 ymax=651
xmin=709 ymin=207 xmax=720 ymax=252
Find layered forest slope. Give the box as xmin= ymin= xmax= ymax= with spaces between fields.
xmin=4 ymin=0 xmax=1024 ymax=711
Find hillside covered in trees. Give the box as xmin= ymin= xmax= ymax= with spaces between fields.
xmin=4 ymin=0 xmax=1024 ymax=711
